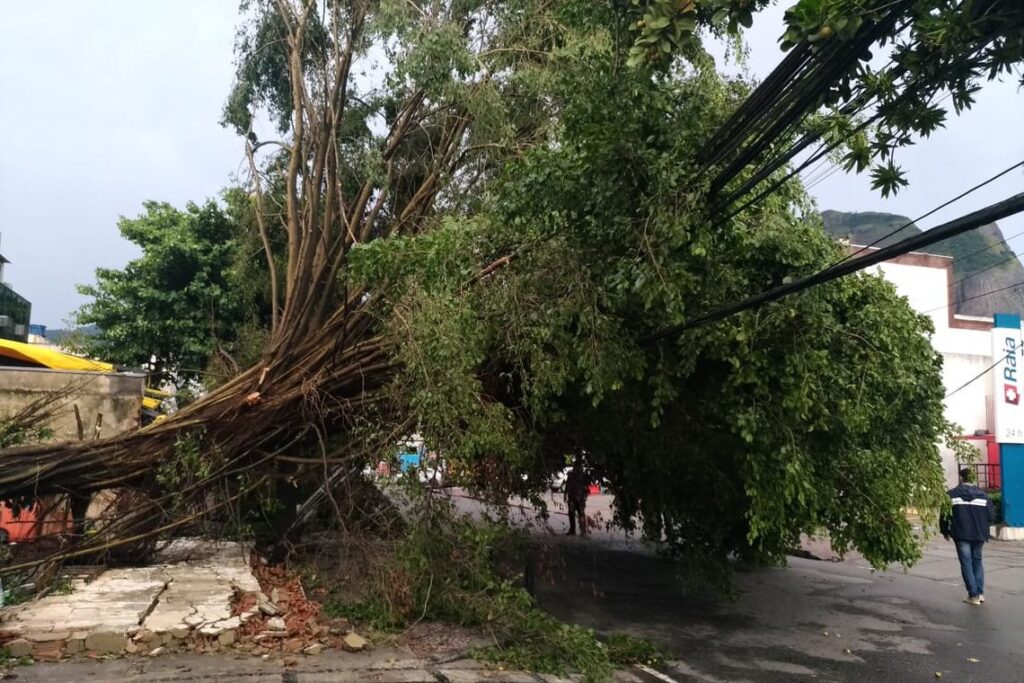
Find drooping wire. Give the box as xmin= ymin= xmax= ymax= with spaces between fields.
xmin=921 ymin=277 xmax=1024 ymax=316
xmin=833 ymin=159 xmax=1024 ymax=266
xmin=945 ymin=340 xmax=1023 ymax=400
xmin=643 ymin=192 xmax=1024 ymax=343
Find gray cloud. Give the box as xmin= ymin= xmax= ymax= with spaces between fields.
xmin=0 ymin=1 xmax=242 ymax=327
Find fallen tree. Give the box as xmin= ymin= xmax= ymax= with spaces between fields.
xmin=3 ymin=0 xmax=1023 ymax=574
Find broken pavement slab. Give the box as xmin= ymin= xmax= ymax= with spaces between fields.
xmin=0 ymin=539 xmax=259 ymax=659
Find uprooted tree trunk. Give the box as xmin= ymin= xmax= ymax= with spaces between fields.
xmin=0 ymin=0 xmax=513 ymax=562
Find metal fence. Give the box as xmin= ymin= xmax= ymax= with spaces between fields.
xmin=971 ymin=462 xmax=1001 ymax=491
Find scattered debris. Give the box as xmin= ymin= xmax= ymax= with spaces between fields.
xmin=257 ymin=596 xmax=280 ymax=616
xmin=0 ymin=540 xmax=364 ymax=664
xmin=343 ymin=632 xmax=368 ymax=652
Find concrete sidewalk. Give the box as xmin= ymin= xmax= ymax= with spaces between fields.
xmin=1 ymin=646 xmax=652 ymax=682
xmin=893 ymin=535 xmax=1024 ymax=597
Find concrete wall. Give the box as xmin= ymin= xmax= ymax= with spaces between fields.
xmin=0 ymin=367 xmax=144 ymax=441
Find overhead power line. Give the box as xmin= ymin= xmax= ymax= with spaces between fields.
xmin=944 ymin=338 xmax=1024 ymax=400
xmin=948 ymin=246 xmax=1024 ymax=290
xmin=700 ymin=3 xmax=913 ymax=199
xmin=944 ymin=352 xmax=1011 ymax=399
xmin=644 ymin=192 xmax=1024 ymax=343
xmin=837 ymin=159 xmax=1024 ymax=266
xmin=922 ymin=277 xmax=1024 ymax=316
xmin=948 ymin=225 xmax=1024 ymax=275
xmin=837 ymin=244 xmax=1024 ymax=319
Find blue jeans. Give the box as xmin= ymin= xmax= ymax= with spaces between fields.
xmin=955 ymin=540 xmax=985 ymax=597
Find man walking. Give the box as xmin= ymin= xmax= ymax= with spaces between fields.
xmin=940 ymin=467 xmax=995 ymax=605
xmin=565 ymin=461 xmax=590 ymax=536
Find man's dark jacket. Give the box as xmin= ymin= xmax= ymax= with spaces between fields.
xmin=939 ymin=483 xmax=995 ymax=542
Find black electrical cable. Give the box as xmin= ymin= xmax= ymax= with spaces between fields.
xmin=944 ymin=355 xmax=1008 ymax=399
xmin=922 ymin=277 xmax=1024 ymax=316
xmin=949 ymin=247 xmax=1024 ymax=290
xmin=944 ymin=339 xmax=1024 ymax=400
xmin=643 ymin=192 xmax=1024 ymax=343
xmin=947 ymin=226 xmax=1024 ymax=276
xmin=835 ymin=159 xmax=1024 ymax=266
xmin=700 ymin=2 xmax=912 ymax=188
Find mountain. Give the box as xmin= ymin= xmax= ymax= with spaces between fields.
xmin=44 ymin=324 xmax=99 ymax=345
xmin=821 ymin=210 xmax=1024 ymax=318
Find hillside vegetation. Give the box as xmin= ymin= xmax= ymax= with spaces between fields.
xmin=822 ymin=210 xmax=1024 ymax=318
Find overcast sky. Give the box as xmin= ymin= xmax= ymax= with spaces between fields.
xmin=1 ymin=2 xmax=1021 ymax=327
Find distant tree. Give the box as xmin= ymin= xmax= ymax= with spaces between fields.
xmin=73 ymin=196 xmax=259 ymax=388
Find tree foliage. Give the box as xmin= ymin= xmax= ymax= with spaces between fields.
xmin=73 ymin=194 xmax=263 ymax=388
xmin=9 ymin=0 xmax=1020 ymax=583
xmin=354 ymin=3 xmax=949 ymax=571
xmin=627 ymin=0 xmax=1024 ymax=197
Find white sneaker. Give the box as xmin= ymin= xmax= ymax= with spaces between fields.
xmin=979 ymin=594 xmax=985 ymax=603
xmin=964 ymin=596 xmax=982 ymax=606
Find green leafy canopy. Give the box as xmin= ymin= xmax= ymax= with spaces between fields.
xmin=73 ymin=193 xmax=268 ymax=388
xmin=348 ymin=0 xmax=951 ymax=573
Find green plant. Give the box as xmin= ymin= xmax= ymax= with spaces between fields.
xmin=0 ymin=391 xmax=61 ymax=448
xmin=0 ymin=647 xmax=33 ymax=667
xmin=51 ymin=577 xmax=75 ymax=596
xmin=324 ymin=499 xmax=661 ymax=681
xmin=989 ymin=491 xmax=1003 ymax=524
xmin=156 ymin=429 xmax=225 ymax=512
xmin=605 ymin=633 xmax=665 ymax=668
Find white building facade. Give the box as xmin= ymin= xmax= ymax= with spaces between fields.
xmin=860 ymin=249 xmax=995 ymax=486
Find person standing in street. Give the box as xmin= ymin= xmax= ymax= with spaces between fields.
xmin=940 ymin=467 xmax=995 ymax=605
xmin=565 ymin=460 xmax=590 ymax=536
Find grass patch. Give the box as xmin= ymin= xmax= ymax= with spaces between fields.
xmin=0 ymin=647 xmax=34 ymax=668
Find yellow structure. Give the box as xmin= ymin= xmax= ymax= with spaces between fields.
xmin=0 ymin=338 xmax=169 ymax=415
xmin=0 ymin=338 xmax=114 ymax=373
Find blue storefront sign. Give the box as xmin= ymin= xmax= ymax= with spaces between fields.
xmin=993 ymin=314 xmax=1024 ymax=526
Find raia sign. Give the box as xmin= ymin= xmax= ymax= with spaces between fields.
xmin=993 ymin=314 xmax=1024 ymax=443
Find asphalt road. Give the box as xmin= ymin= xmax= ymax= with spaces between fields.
xmin=515 ymin=493 xmax=1024 ymax=683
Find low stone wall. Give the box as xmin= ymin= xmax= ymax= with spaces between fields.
xmin=0 ymin=367 xmax=145 ymax=441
